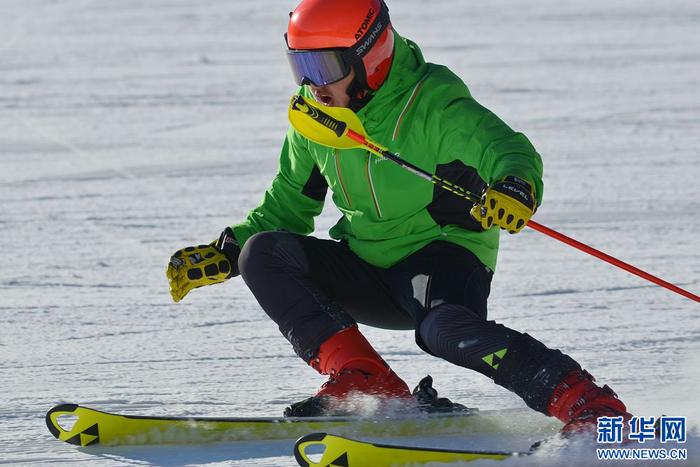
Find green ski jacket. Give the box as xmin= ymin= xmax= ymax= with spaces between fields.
xmin=232 ymin=33 xmax=543 ymax=271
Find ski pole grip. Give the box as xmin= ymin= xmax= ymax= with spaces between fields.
xmin=291 ymin=95 xmax=347 ymax=137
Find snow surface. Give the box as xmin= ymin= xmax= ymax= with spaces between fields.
xmin=1 ymin=0 xmax=699 ymax=465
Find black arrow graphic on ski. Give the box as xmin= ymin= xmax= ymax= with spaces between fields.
xmin=327 ymin=452 xmax=349 ymax=466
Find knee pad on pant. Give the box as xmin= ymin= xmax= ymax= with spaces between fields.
xmin=417 ymin=303 xmax=515 ymax=374
xmin=418 ymin=303 xmax=482 ymax=355
xmin=238 ymin=231 xmax=309 ymax=284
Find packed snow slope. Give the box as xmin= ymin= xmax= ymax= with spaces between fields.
xmin=1 ymin=0 xmax=698 ymax=465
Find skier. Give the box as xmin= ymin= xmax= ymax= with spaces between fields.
xmin=167 ymin=0 xmax=630 ymax=431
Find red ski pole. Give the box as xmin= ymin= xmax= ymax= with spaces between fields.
xmin=527 ymin=220 xmax=699 ymax=303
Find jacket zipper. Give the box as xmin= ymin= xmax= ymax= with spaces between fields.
xmin=365 ymin=153 xmax=383 ymax=218
xmin=334 ymin=149 xmax=352 ymax=207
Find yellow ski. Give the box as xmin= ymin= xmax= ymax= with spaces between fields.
xmin=294 ymin=432 xmax=530 ymax=466
xmin=46 ymin=403 xmax=484 ymax=447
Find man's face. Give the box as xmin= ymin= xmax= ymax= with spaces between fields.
xmin=308 ymin=68 xmax=355 ymax=108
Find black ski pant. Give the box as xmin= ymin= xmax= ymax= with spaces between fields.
xmin=238 ymin=231 xmax=580 ymax=414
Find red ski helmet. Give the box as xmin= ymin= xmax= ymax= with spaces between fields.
xmin=285 ymin=0 xmax=394 ymax=91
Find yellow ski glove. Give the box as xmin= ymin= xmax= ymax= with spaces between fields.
xmin=470 ymin=176 xmax=536 ymax=234
xmin=167 ymin=228 xmax=240 ymax=303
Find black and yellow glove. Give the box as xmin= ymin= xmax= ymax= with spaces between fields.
xmin=167 ymin=227 xmax=241 ymax=303
xmin=470 ymin=176 xmax=536 ymax=234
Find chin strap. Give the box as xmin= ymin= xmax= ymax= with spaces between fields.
xmin=346 ymin=76 xmax=374 ymax=112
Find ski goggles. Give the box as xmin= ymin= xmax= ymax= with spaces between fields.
xmin=286 ymin=48 xmax=354 ymax=87
xmin=285 ymin=1 xmax=390 ymax=87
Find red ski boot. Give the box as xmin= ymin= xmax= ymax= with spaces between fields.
xmin=284 ymin=326 xmax=410 ymax=416
xmin=547 ymin=369 xmax=632 ymax=433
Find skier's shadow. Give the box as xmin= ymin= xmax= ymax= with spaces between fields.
xmin=84 ymin=439 xmax=297 ymax=465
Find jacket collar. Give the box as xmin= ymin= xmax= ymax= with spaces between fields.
xmin=358 ymin=32 xmax=429 ymax=134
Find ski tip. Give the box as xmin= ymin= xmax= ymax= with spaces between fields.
xmin=46 ymin=404 xmax=80 ymax=439
xmin=46 ymin=403 xmax=101 ymax=447
xmin=294 ymin=432 xmax=329 ymax=467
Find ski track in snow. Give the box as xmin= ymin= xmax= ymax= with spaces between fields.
xmin=1 ymin=0 xmax=699 ymax=465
